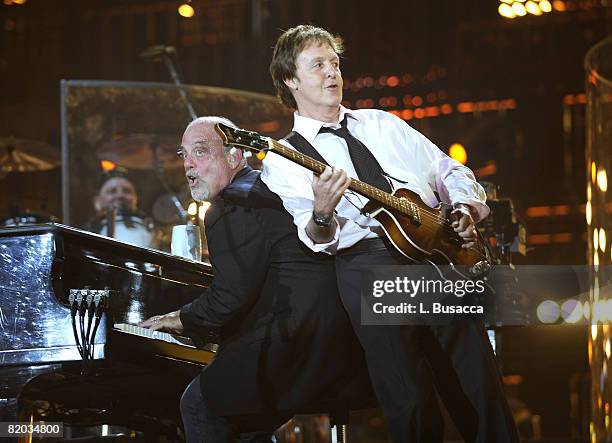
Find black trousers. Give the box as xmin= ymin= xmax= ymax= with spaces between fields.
xmin=180 ymin=377 xmax=289 ymax=443
xmin=335 ymin=238 xmax=519 ymax=443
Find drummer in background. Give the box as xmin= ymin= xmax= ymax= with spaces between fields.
xmin=88 ymin=168 xmax=158 ymax=249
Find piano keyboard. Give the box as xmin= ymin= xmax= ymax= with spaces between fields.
xmin=110 ymin=323 xmax=216 ymax=365
xmin=114 ymin=323 xmax=197 ymax=347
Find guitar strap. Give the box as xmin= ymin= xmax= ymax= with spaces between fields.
xmin=285 ymin=131 xmax=442 ymax=205
xmin=283 ymin=131 xmax=331 ymax=167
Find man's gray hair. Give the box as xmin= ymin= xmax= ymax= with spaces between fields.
xmin=185 ymin=116 xmax=246 ymax=166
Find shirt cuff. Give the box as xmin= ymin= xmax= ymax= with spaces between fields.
xmin=453 ymin=200 xmax=489 ymax=222
xmin=179 ymin=303 xmax=196 ymax=329
xmin=297 ymin=218 xmax=340 ymax=254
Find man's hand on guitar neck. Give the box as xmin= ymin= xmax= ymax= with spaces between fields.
xmin=306 ymin=166 xmax=351 ymax=244
xmin=451 ymin=203 xmax=479 ymax=249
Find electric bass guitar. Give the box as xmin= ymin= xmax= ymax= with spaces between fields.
xmin=215 ymin=123 xmax=491 ymax=277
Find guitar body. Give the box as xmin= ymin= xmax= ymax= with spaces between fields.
xmin=363 ymin=188 xmax=491 ymax=276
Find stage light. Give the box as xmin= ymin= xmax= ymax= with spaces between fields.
xmin=561 ymin=299 xmax=582 ymax=323
xmin=512 ymin=2 xmax=528 ymax=15
xmin=449 ymin=143 xmax=468 ymax=165
xmin=498 ymin=4 xmax=516 ymax=17
xmin=593 ymin=300 xmax=605 ymax=322
xmin=457 ymin=102 xmax=475 ymax=113
xmin=540 ymin=0 xmax=553 ymax=11
xmin=499 ymin=0 xmax=555 ymax=18
xmin=414 ymin=108 xmax=425 ymax=119
xmin=400 ymin=109 xmax=413 ymax=120
xmin=586 ymin=201 xmax=592 ymax=225
xmin=425 ymin=106 xmax=440 ymax=117
xmin=592 ymin=161 xmax=597 ymax=183
xmin=526 ymin=1 xmax=543 ymax=14
xmin=594 ymin=228 xmax=599 ymax=251
xmin=584 ymin=301 xmax=591 ymax=320
xmin=607 ymin=300 xmax=612 ymax=322
xmin=198 ymin=202 xmax=210 ymax=220
xmin=386 ymin=76 xmax=400 ymax=87
xmin=100 ymin=160 xmax=116 ymax=172
xmin=597 ymin=169 xmax=608 ymax=192
xmin=553 ymin=0 xmax=566 ymax=10
xmin=600 ymin=228 xmax=606 ymax=253
xmin=187 ymin=201 xmax=198 ymax=216
xmin=178 ymin=3 xmax=195 ymax=18
xmin=537 ymin=300 xmax=560 ymax=324
xmin=592 ymin=324 xmax=598 ymax=340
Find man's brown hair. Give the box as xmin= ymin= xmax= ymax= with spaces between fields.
xmin=269 ymin=25 xmax=344 ymax=110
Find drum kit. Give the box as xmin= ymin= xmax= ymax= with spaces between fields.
xmin=0 ymin=137 xmax=61 ymax=227
xmin=95 ymin=132 xmax=192 ymax=250
xmin=0 ymin=136 xmax=60 ymax=175
xmin=0 ymin=134 xmax=189 ymax=251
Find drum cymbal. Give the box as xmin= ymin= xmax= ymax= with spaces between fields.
xmin=0 ymin=137 xmax=60 ymax=173
xmin=97 ymin=133 xmax=181 ymax=170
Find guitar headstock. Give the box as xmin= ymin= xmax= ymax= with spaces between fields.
xmin=214 ymin=123 xmax=270 ymax=158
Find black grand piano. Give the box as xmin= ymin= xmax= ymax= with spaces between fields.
xmin=0 ymin=223 xmax=215 ymax=440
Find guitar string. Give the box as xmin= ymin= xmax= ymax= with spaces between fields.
xmin=341 ymin=188 xmax=461 ymax=241
xmin=269 ymin=139 xmax=462 ymax=232
xmin=337 ymin=188 xmax=482 ymax=254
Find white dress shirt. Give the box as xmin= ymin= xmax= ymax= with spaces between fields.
xmin=261 ymin=106 xmax=489 ymax=254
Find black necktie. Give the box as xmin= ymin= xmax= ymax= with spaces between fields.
xmin=319 ymin=117 xmax=392 ymax=193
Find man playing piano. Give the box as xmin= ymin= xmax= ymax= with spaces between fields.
xmin=140 ymin=116 xmax=370 ymax=442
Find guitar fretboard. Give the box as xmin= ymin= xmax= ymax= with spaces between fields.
xmin=267 ymin=138 xmax=421 ymax=222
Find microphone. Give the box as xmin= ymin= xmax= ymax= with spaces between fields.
xmin=139 ymin=45 xmax=176 ymax=60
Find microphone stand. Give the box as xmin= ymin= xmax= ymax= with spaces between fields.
xmin=160 ymin=53 xmax=198 ymax=121
xmin=151 ymin=141 xmax=188 ymax=223
xmin=140 ymin=46 xmax=192 ymax=222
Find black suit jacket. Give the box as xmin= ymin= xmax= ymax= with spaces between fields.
xmin=180 ymin=167 xmax=372 ymax=417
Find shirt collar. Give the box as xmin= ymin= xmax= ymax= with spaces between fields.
xmin=292 ymin=105 xmax=359 ymax=144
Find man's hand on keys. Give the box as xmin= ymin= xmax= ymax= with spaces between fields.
xmin=139 ymin=310 xmax=184 ymax=334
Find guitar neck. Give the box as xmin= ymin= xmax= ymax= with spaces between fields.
xmin=268 ymin=138 xmax=412 ymax=214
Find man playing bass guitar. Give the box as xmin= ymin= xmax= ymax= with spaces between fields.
xmin=261 ymin=25 xmax=519 ymax=443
